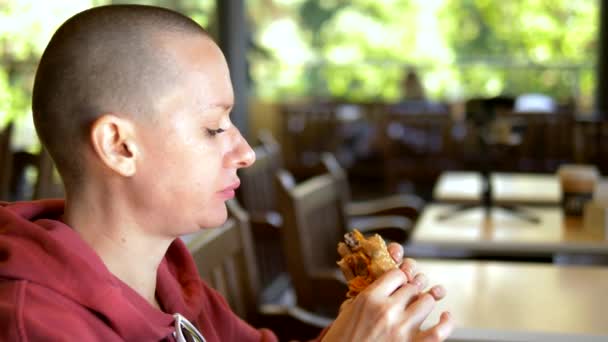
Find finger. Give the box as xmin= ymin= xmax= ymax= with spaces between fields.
xmin=402 ymin=293 xmax=436 ymax=330
xmin=408 ymin=285 xmax=446 ymax=307
xmin=428 ymin=285 xmax=447 ymax=301
xmin=416 ymin=311 xmax=455 ymax=342
xmin=411 ymin=272 xmax=428 ymax=291
xmin=364 ymin=268 xmax=408 ymax=298
xmin=389 ymin=282 xmax=419 ymax=308
xmin=400 ymin=258 xmax=417 ymax=282
xmin=388 ymin=242 xmax=403 ymax=263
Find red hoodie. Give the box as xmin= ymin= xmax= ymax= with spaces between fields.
xmin=0 ymin=200 xmax=279 ymax=341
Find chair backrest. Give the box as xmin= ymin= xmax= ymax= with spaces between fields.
xmin=377 ymin=112 xmax=456 ymax=191
xmin=280 ymin=103 xmax=342 ymax=173
xmin=236 ymin=131 xmax=288 ymax=294
xmin=0 ymin=123 xmax=13 ymax=200
xmin=185 ymin=200 xmax=334 ymax=341
xmin=238 ymin=130 xmax=283 ymax=214
xmin=510 ymin=111 xmax=575 ymax=172
xmin=276 ymin=169 xmax=348 ymax=313
xmin=185 ymin=200 xmax=260 ymax=321
xmin=320 ymin=152 xmax=352 ymax=205
xmin=575 ymin=120 xmax=608 ymax=175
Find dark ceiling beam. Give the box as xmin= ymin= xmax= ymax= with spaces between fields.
xmin=216 ymin=0 xmax=251 ymax=138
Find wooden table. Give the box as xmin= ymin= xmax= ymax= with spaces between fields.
xmin=433 ymin=171 xmax=562 ymax=206
xmin=418 ymin=259 xmax=608 ymax=341
xmin=406 ymin=204 xmax=608 ymax=259
xmin=432 ymin=171 xmax=482 ymax=204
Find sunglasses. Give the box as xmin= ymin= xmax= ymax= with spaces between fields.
xmin=173 ymin=313 xmax=206 ymax=342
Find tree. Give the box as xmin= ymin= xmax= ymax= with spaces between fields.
xmin=248 ymin=0 xmax=598 ymax=108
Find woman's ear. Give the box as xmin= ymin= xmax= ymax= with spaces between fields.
xmin=90 ymin=114 xmax=139 ymax=177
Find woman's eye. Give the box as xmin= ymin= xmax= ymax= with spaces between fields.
xmin=206 ymin=128 xmax=225 ymax=137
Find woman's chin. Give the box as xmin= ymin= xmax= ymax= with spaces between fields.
xmin=200 ymin=210 xmax=229 ymax=229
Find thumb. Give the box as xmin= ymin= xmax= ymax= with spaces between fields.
xmin=339 ymin=298 xmax=354 ymax=313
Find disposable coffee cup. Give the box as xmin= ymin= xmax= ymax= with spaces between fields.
xmin=558 ymin=165 xmax=599 ymax=216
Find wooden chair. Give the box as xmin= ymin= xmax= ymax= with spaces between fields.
xmin=377 ymin=112 xmax=459 ymax=194
xmin=280 ymin=103 xmax=341 ymax=177
xmin=185 ymin=199 xmax=330 ymax=341
xmin=575 ymin=119 xmax=608 ymax=174
xmin=238 ymin=130 xmax=282 ymax=218
xmin=0 ymin=123 xmax=13 ymax=201
xmin=10 ymin=147 xmax=64 ymax=201
xmin=275 ymin=168 xmax=413 ymax=317
xmin=186 ymin=200 xmax=260 ymax=320
xmin=321 ymin=152 xmax=423 ymax=242
xmin=238 ymin=131 xmax=412 ymax=302
xmin=275 ymin=170 xmax=348 ymax=317
xmin=237 ymin=130 xmax=288 ymax=300
xmin=509 ymin=111 xmax=575 ymax=172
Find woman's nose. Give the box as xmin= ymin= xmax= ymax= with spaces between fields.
xmin=230 ymin=129 xmax=256 ymax=169
xmin=237 ymin=141 xmax=256 ymax=168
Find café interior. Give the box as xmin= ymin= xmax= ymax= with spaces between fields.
xmin=1 ymin=1 xmax=608 ymax=341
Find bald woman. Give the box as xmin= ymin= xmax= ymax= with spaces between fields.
xmin=0 ymin=5 xmax=452 ymax=341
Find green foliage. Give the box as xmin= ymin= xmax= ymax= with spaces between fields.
xmin=437 ymin=0 xmax=596 ymax=102
xmin=0 ymin=69 xmax=27 ymax=127
xmin=250 ymin=0 xmax=598 ymax=108
xmin=0 ymin=0 xmax=214 ymax=128
xmin=0 ymin=0 xmax=600 ymax=133
xmin=0 ymin=1 xmax=95 ymax=126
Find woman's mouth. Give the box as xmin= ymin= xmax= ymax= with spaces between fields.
xmin=219 ymin=181 xmax=240 ymax=199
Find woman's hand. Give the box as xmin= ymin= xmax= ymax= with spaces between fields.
xmin=323 ymin=243 xmax=453 ymax=342
xmin=388 ymin=243 xmax=446 ymax=302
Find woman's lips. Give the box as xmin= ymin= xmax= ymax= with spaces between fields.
xmin=219 ymin=181 xmax=240 ymax=199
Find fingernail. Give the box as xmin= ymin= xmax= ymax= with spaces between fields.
xmin=407 ymin=258 xmax=416 ymax=272
xmin=432 ymin=286 xmax=444 ymax=297
xmin=392 ymin=249 xmax=403 ymax=261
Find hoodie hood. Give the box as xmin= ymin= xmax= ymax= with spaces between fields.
xmin=0 ymin=200 xmax=204 ymax=340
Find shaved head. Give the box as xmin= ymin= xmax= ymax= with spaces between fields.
xmin=32 ymin=5 xmax=211 ymax=187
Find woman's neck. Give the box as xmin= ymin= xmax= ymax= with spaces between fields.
xmin=63 ymin=189 xmax=173 ymax=310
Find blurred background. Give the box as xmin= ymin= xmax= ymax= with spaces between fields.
xmin=0 ymin=0 xmax=602 ymax=200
